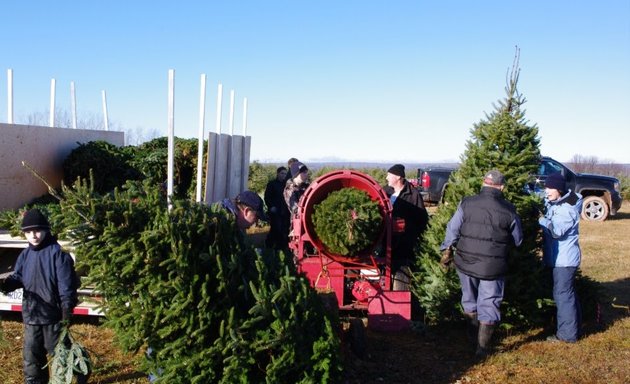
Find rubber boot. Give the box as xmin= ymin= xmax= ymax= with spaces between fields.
xmin=464 ymin=312 xmax=479 ymax=349
xmin=476 ymin=323 xmax=495 ymax=357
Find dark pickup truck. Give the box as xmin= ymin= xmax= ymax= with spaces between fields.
xmin=416 ymin=156 xmax=623 ymax=221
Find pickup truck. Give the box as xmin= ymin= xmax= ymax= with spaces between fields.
xmin=416 ymin=156 xmax=623 ymax=221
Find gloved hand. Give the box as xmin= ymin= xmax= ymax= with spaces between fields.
xmin=440 ymin=248 xmax=454 ymax=271
xmin=62 ymin=307 xmax=73 ymax=327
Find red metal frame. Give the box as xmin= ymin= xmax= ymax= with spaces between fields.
xmin=289 ymin=170 xmax=411 ymax=331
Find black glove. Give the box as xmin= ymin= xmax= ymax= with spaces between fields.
xmin=440 ymin=248 xmax=454 ymax=270
xmin=62 ymin=307 xmax=73 ymax=326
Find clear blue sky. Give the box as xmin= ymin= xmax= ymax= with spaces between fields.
xmin=2 ymin=1 xmax=629 ymax=163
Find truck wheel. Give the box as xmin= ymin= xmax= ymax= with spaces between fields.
xmin=581 ymin=196 xmax=609 ymax=221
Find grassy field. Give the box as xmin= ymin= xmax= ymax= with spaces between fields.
xmin=1 ymin=203 xmax=628 ymax=383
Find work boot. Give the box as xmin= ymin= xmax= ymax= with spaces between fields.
xmin=476 ymin=323 xmax=496 ymax=358
xmin=464 ymin=312 xmax=479 ymax=349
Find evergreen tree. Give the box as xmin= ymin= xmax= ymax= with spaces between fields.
xmin=411 ymin=49 xmax=554 ymax=326
xmin=56 ymin=177 xmax=342 ymax=383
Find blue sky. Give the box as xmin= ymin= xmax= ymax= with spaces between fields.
xmin=2 ymin=1 xmax=629 ymax=163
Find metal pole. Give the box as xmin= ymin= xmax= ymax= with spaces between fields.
xmin=101 ymin=90 xmax=109 ymax=131
xmin=49 ymin=78 xmax=56 ymax=127
xmin=242 ymin=97 xmax=248 ymax=136
xmin=71 ymin=81 xmax=77 ymax=129
xmin=7 ymin=69 xmax=13 ymax=124
xmin=228 ymin=90 xmax=235 ymax=135
xmin=196 ymin=74 xmax=207 ymax=203
xmin=215 ymin=83 xmax=222 ymax=134
xmin=167 ymin=69 xmax=175 ymax=210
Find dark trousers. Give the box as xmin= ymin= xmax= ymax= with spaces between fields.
xmin=23 ymin=322 xmax=62 ymax=382
xmin=552 ymin=267 xmax=581 ymax=342
xmin=265 ymin=213 xmax=289 ymax=250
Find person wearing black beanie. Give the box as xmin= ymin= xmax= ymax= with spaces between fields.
xmin=1 ymin=209 xmax=81 ymax=383
xmin=539 ymin=172 xmax=583 ymax=343
xmin=384 ymin=163 xmax=428 ymax=290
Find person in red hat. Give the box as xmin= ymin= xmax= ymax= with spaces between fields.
xmin=1 ymin=209 xmax=80 ymax=384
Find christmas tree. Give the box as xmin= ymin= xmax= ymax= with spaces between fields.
xmin=411 ymin=49 xmax=554 ymax=326
xmin=56 ymin=177 xmax=342 ymax=383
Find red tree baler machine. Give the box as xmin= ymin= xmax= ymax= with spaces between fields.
xmin=288 ymin=170 xmax=411 ymax=332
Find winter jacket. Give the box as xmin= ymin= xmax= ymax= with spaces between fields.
xmin=284 ymin=179 xmax=310 ymax=215
xmin=539 ymin=190 xmax=583 ymax=267
xmin=265 ymin=178 xmax=290 ymax=219
xmin=387 ymin=180 xmax=429 ymax=261
xmin=2 ymin=234 xmax=79 ymax=325
xmin=443 ymin=187 xmax=523 ymax=279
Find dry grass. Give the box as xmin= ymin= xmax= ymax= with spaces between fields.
xmin=1 ymin=204 xmax=629 ymax=383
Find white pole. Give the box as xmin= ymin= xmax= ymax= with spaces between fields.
xmin=196 ymin=74 xmax=207 ymax=203
xmin=215 ymin=83 xmax=223 ymax=134
xmin=70 ymin=81 xmax=77 ymax=129
xmin=167 ymin=69 xmax=175 ymax=210
xmin=242 ymin=97 xmax=248 ymax=136
xmin=49 ymin=78 xmax=56 ymax=127
xmin=228 ymin=89 xmax=235 ymax=135
xmin=101 ymin=90 xmax=109 ymax=131
xmin=7 ymin=69 xmax=13 ymax=124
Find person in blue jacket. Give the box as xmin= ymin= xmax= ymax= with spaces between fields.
xmin=0 ymin=209 xmax=79 ymax=384
xmin=538 ymin=172 xmax=583 ymax=343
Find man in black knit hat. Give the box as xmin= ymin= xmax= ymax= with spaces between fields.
xmin=1 ymin=209 xmax=80 ymax=384
xmin=385 ymin=163 xmax=429 ymax=290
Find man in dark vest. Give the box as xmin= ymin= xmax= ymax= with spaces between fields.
xmin=439 ymin=170 xmax=523 ymax=357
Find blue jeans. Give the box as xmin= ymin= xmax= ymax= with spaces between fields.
xmin=553 ymin=267 xmax=581 ymax=342
xmin=457 ymin=270 xmax=504 ymax=324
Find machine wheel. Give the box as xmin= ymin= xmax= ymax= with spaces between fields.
xmin=348 ymin=318 xmax=367 ymax=359
xmin=392 ymin=267 xmax=411 ymax=291
xmin=581 ymin=196 xmax=609 ymax=221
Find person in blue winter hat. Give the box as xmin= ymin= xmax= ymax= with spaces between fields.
xmin=538 ymin=172 xmax=583 ymax=343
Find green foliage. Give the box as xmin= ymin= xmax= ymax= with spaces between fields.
xmin=312 ymin=166 xmax=387 ymax=186
xmin=63 ymin=140 xmax=140 ymax=194
xmin=248 ymin=161 xmax=278 ymax=194
xmin=131 ymin=137 xmax=205 ymax=199
xmin=412 ymin=53 xmax=556 ymax=327
xmin=49 ymin=327 xmax=92 ymax=384
xmin=56 ymin=177 xmax=342 ymax=383
xmin=0 ymin=203 xmax=63 ymax=236
xmin=312 ymin=188 xmax=382 ymax=256
xmin=617 ymin=174 xmax=630 ymax=200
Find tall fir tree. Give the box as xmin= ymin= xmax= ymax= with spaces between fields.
xmin=411 ymin=49 xmax=555 ymax=327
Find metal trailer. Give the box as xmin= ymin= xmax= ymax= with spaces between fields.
xmin=0 ymin=231 xmax=103 ymax=317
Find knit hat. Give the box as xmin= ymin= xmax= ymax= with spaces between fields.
xmin=483 ymin=170 xmax=505 ymax=186
xmin=236 ymin=190 xmax=267 ymax=221
xmin=387 ymin=164 xmax=405 ymax=178
xmin=545 ymin=172 xmax=566 ymax=192
xmin=290 ymin=161 xmax=308 ymax=178
xmin=21 ymin=209 xmax=50 ymax=231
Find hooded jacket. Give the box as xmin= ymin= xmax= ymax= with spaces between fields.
xmin=539 ymin=190 xmax=583 ymax=267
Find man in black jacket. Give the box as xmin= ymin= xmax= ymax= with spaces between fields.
xmin=1 ymin=209 xmax=80 ymax=384
xmin=264 ymin=166 xmax=290 ymax=249
xmin=385 ymin=164 xmax=429 ymax=289
xmin=440 ymin=170 xmax=523 ymax=357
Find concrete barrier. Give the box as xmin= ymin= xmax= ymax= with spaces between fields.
xmin=0 ymin=123 xmax=124 ymax=210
